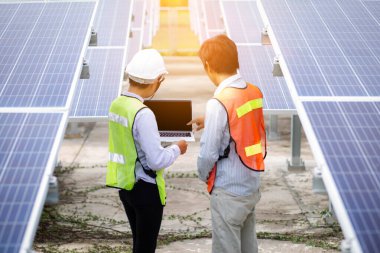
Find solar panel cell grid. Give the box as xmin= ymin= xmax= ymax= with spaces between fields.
xmin=304 ymin=101 xmax=380 ymax=253
xmin=0 ymin=2 xmax=94 ymax=108
xmin=93 ymin=0 xmax=132 ymax=46
xmin=221 ymin=0 xmax=264 ymax=43
xmin=203 ymin=0 xmax=224 ymax=30
xmin=70 ymin=48 xmax=124 ymax=118
xmin=262 ymin=0 xmax=380 ymax=97
xmin=132 ymin=0 xmax=145 ymax=29
xmin=238 ymin=45 xmax=295 ymax=110
xmin=126 ymin=29 xmax=142 ymax=64
xmin=0 ymin=112 xmax=64 ymax=253
xmin=363 ymin=1 xmax=380 ymax=24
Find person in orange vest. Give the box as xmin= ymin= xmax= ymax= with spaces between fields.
xmin=188 ymin=34 xmax=267 ymax=253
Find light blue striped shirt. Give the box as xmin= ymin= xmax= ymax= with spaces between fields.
xmin=197 ymin=74 xmax=261 ymax=196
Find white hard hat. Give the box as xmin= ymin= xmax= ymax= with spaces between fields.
xmin=126 ymin=49 xmax=168 ymax=84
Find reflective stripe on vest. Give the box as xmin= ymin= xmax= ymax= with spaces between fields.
xmin=245 ymin=143 xmax=262 ymax=157
xmin=109 ymin=112 xmax=129 ymax=128
xmin=109 ymin=152 xmax=125 ymax=164
xmin=236 ymin=98 xmax=263 ymax=118
xmin=107 ymin=96 xmax=167 ymax=205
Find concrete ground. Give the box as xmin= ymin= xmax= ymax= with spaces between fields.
xmin=34 ymin=57 xmax=342 ymax=252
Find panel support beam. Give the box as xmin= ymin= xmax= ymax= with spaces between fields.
xmin=287 ymin=115 xmax=305 ymax=171
xmin=65 ymin=122 xmax=82 ymax=138
xmin=268 ymin=115 xmax=280 ymax=140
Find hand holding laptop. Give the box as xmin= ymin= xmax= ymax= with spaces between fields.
xmin=187 ymin=116 xmax=205 ymax=131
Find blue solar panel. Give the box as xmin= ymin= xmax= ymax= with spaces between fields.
xmin=0 ymin=5 xmax=18 ymax=36
xmin=202 ymin=0 xmax=224 ymax=31
xmin=238 ymin=45 xmax=295 ymax=111
xmin=304 ymin=101 xmax=380 ymax=253
xmin=0 ymin=112 xmax=65 ymax=253
xmin=362 ymin=1 xmax=380 ymax=24
xmin=127 ymin=29 xmax=143 ymax=64
xmin=0 ymin=2 xmax=95 ymax=108
xmin=221 ymin=0 xmax=264 ymax=43
xmin=92 ymin=0 xmax=132 ymax=47
xmin=70 ymin=48 xmax=124 ymax=119
xmin=143 ymin=0 xmax=154 ymax=47
xmin=260 ymin=0 xmax=380 ymax=97
xmin=132 ymin=0 xmax=145 ymax=29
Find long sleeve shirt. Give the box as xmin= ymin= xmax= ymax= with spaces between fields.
xmin=197 ymin=74 xmax=261 ymax=196
xmin=122 ymin=91 xmax=181 ymax=184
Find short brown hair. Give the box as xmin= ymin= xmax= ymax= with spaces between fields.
xmin=198 ymin=34 xmax=239 ymax=74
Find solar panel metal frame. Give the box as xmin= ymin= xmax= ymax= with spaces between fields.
xmin=237 ymin=45 xmax=296 ymax=114
xmin=0 ymin=1 xmax=97 ymax=110
xmin=127 ymin=28 xmax=144 ymax=66
xmin=90 ymin=0 xmax=133 ymax=47
xmin=301 ymin=100 xmax=380 ymax=253
xmin=69 ymin=0 xmax=133 ymax=121
xmin=0 ymin=2 xmax=97 ymax=251
xmin=256 ymin=1 xmax=380 ymax=252
xmin=143 ymin=0 xmax=154 ymax=48
xmin=257 ymin=0 xmax=380 ymax=97
xmin=219 ymin=0 xmax=264 ymax=44
xmin=132 ymin=0 xmax=146 ymax=30
xmin=219 ymin=0 xmax=295 ymax=114
xmin=69 ymin=48 xmax=125 ymax=121
xmin=200 ymin=0 xmax=225 ymax=40
xmin=0 ymin=110 xmax=68 ymax=252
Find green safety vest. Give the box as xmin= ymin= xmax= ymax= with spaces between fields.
xmin=106 ymin=96 xmax=166 ymax=205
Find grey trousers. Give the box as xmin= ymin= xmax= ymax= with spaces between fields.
xmin=210 ymin=188 xmax=261 ymax=253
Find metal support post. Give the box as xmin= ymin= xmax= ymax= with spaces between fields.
xmin=65 ymin=122 xmax=82 ymax=138
xmin=268 ymin=115 xmax=280 ymax=141
xmin=287 ymin=115 xmax=305 ymax=171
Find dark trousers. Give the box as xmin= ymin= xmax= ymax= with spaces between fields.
xmin=119 ymin=180 xmax=164 ymax=253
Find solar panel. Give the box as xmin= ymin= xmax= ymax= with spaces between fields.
xmin=92 ymin=0 xmax=132 ymax=47
xmin=238 ymin=45 xmax=295 ymax=111
xmin=0 ymin=2 xmax=95 ymax=108
xmin=69 ymin=0 xmax=133 ymax=120
xmin=259 ymin=0 xmax=380 ymax=97
xmin=363 ymin=1 xmax=380 ymax=24
xmin=220 ymin=0 xmax=264 ymax=44
xmin=0 ymin=112 xmax=66 ymax=253
xmin=70 ymin=48 xmax=124 ymax=119
xmin=127 ymin=29 xmax=143 ymax=65
xmin=304 ymin=101 xmax=380 ymax=253
xmin=132 ymin=0 xmax=146 ymax=29
xmin=202 ymin=0 xmax=224 ymax=31
xmin=143 ymin=0 xmax=154 ymax=47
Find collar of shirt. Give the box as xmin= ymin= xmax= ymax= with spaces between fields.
xmin=214 ymin=73 xmax=246 ymax=96
xmin=121 ymin=91 xmax=144 ymax=102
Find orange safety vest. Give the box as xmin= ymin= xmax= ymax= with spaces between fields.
xmin=207 ymin=83 xmax=267 ymax=194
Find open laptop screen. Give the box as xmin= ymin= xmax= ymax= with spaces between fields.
xmin=144 ymin=100 xmax=192 ymax=131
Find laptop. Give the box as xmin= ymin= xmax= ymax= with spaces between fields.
xmin=144 ymin=99 xmax=195 ymax=142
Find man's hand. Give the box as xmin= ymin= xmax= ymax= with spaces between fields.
xmin=187 ymin=116 xmax=205 ymax=131
xmin=176 ymin=140 xmax=188 ymax=155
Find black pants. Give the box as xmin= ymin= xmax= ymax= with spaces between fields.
xmin=119 ymin=180 xmax=164 ymax=253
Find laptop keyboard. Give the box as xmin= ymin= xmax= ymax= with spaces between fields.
xmin=160 ymin=132 xmax=191 ymax=137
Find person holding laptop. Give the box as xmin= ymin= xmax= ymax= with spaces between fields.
xmin=106 ymin=49 xmax=188 ymax=253
xmin=188 ymin=35 xmax=267 ymax=253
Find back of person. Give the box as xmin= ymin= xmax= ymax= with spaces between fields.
xmin=106 ymin=49 xmax=188 ymax=253
xmin=189 ymin=35 xmax=266 ymax=253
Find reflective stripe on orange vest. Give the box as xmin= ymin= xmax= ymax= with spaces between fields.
xmin=236 ymin=98 xmax=263 ymax=118
xmin=207 ymin=83 xmax=266 ymax=194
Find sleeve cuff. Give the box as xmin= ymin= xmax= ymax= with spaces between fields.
xmin=170 ymin=144 xmax=181 ymax=158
